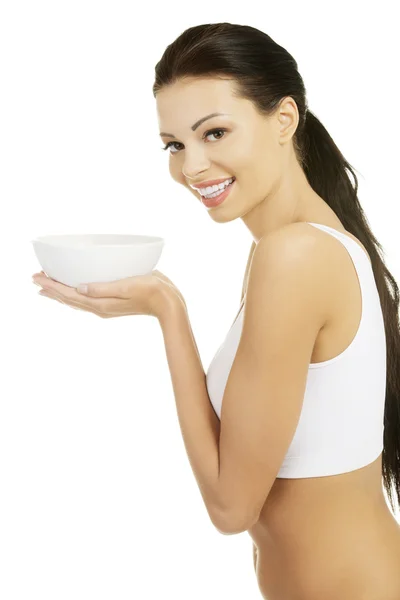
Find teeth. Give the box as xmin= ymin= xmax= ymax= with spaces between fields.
xmin=200 ymin=177 xmax=234 ymax=197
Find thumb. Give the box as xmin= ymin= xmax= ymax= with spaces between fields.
xmin=77 ymin=283 xmax=115 ymax=296
xmin=77 ymin=284 xmax=89 ymax=295
xmin=76 ymin=277 xmax=139 ymax=297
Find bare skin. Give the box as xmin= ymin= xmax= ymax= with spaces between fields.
xmin=242 ymin=216 xmax=400 ymax=599
xmin=156 ymin=77 xmax=400 ymax=599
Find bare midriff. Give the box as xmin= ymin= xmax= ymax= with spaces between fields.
xmin=248 ymin=454 xmax=400 ymax=600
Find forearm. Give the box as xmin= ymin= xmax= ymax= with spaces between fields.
xmin=156 ymin=292 xmax=226 ymax=524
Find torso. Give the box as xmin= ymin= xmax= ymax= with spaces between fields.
xmin=240 ymin=217 xmax=400 ymax=600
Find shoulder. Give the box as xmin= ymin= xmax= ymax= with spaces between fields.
xmin=253 ymin=221 xmax=325 ymax=272
xmin=247 ymin=222 xmax=332 ymax=324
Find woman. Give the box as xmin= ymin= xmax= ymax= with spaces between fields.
xmin=34 ymin=22 xmax=400 ymax=600
xmin=153 ymin=22 xmax=400 ymax=600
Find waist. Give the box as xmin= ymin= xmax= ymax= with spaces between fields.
xmin=249 ymin=498 xmax=400 ymax=600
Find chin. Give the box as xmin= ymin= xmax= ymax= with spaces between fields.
xmin=207 ymin=209 xmax=238 ymax=224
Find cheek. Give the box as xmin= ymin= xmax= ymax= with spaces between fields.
xmin=233 ymin=134 xmax=277 ymax=179
xmin=170 ymin=171 xmax=197 ymax=196
xmin=169 ymin=164 xmax=183 ymax=185
xmin=228 ymin=137 xmax=257 ymax=167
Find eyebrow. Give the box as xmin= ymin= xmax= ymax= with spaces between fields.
xmin=159 ymin=112 xmax=230 ymax=138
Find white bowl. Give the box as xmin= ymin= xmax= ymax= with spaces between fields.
xmin=31 ymin=234 xmax=165 ymax=288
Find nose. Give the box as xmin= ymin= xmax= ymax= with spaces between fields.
xmin=182 ymin=150 xmax=211 ymax=181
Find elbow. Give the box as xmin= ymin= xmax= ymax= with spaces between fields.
xmin=210 ymin=507 xmax=256 ymax=536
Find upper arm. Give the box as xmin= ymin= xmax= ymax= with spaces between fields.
xmin=217 ymin=224 xmax=330 ymax=530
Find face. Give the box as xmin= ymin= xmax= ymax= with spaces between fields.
xmin=156 ymin=77 xmax=306 ymax=239
xmin=157 ymin=78 xmax=275 ymax=207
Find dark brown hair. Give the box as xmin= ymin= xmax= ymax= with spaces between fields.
xmin=153 ymin=22 xmax=400 ymax=515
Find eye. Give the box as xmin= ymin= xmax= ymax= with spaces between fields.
xmin=161 ymin=128 xmax=228 ymax=155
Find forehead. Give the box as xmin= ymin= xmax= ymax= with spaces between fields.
xmin=156 ymin=77 xmax=239 ymax=126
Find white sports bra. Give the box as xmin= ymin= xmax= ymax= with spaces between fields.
xmin=206 ymin=222 xmax=387 ymax=478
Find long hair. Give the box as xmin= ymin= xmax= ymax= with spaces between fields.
xmin=152 ymin=23 xmax=400 ymax=515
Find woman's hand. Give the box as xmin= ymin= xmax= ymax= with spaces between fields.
xmin=32 ymin=269 xmax=184 ymax=319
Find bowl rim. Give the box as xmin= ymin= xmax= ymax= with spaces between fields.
xmin=30 ymin=234 xmax=165 ymax=247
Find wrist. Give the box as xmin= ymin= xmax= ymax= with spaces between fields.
xmin=152 ymin=284 xmax=186 ymax=322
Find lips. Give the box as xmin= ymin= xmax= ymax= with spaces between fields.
xmin=192 ymin=176 xmax=235 ymax=190
xmin=200 ymin=177 xmax=235 ymax=208
xmin=199 ymin=177 xmax=236 ymax=197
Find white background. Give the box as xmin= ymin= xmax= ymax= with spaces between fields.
xmin=1 ymin=1 xmax=399 ymax=598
